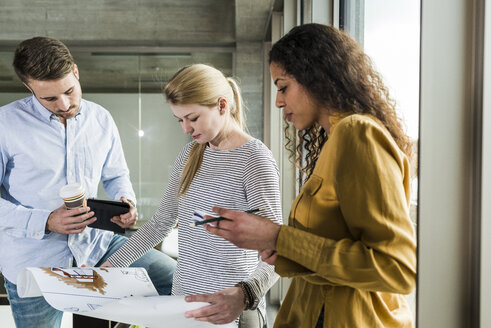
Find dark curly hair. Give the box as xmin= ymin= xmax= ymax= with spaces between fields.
xmin=269 ymin=23 xmax=413 ymax=178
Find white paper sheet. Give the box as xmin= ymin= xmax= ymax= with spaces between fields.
xmin=17 ymin=267 xmax=235 ymax=327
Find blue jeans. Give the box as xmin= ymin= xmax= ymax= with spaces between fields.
xmin=5 ymin=234 xmax=176 ymax=328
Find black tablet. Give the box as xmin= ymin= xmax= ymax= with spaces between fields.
xmin=86 ymin=198 xmax=130 ymax=234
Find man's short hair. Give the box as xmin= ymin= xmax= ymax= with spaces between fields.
xmin=13 ymin=36 xmax=74 ymax=83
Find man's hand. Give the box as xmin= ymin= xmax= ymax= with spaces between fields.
xmin=46 ymin=204 xmax=96 ymax=234
xmin=110 ymin=197 xmax=138 ymax=228
xmin=184 ymin=286 xmax=246 ymax=325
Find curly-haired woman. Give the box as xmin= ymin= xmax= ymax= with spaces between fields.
xmin=206 ymin=23 xmax=417 ymax=328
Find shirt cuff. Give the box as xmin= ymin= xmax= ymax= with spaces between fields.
xmin=274 ymin=225 xmax=313 ymax=275
xmin=28 ymin=209 xmax=52 ymax=240
xmin=276 ymin=225 xmax=293 ymax=255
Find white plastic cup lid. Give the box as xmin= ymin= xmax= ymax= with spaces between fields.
xmin=59 ymin=182 xmax=85 ymax=199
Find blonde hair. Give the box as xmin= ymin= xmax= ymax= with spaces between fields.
xmin=164 ymin=64 xmax=245 ymax=195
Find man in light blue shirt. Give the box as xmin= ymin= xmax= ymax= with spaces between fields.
xmin=0 ymin=37 xmax=176 ymax=328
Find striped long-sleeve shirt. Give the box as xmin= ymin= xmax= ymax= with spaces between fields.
xmin=108 ymin=139 xmax=282 ymax=320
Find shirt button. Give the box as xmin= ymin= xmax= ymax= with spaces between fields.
xmin=33 ymin=233 xmax=39 ymax=237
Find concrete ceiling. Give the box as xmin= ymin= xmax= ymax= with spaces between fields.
xmin=0 ymin=0 xmax=279 ymax=93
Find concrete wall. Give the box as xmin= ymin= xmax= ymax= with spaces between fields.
xmin=235 ymin=41 xmax=264 ymax=140
xmin=0 ymin=0 xmax=235 ymax=44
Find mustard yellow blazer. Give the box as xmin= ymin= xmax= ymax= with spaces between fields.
xmin=274 ymin=114 xmax=416 ymax=328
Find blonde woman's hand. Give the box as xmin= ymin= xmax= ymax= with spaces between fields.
xmin=100 ymin=260 xmax=113 ymax=268
xmin=184 ymin=286 xmax=245 ymax=325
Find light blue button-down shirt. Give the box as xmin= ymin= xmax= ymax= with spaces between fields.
xmin=0 ymin=95 xmax=136 ymax=284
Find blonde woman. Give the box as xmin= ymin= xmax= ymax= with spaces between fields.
xmin=105 ymin=64 xmax=281 ymax=327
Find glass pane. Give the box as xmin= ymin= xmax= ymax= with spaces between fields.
xmin=363 ymin=0 xmax=420 ymax=142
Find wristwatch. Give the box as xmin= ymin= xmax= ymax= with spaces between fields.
xmin=126 ymin=199 xmax=135 ymax=207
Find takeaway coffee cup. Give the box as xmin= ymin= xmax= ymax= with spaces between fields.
xmin=59 ymin=182 xmax=87 ymax=209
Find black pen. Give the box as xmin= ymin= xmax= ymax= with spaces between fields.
xmin=190 ymin=207 xmax=264 ymax=227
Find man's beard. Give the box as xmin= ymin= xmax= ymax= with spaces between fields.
xmin=56 ymin=104 xmax=79 ymax=119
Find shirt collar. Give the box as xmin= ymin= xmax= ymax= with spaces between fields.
xmin=31 ymin=95 xmax=84 ymax=123
xmin=31 ymin=95 xmax=54 ymax=123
